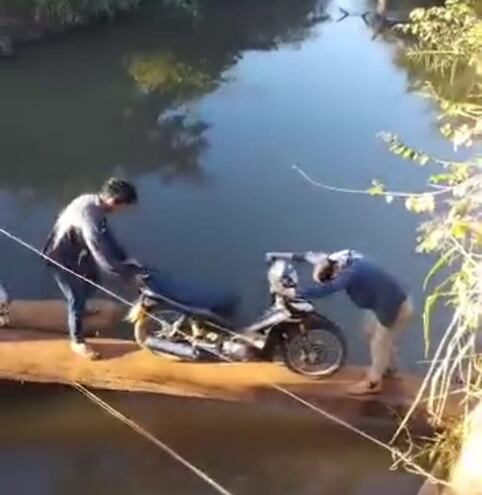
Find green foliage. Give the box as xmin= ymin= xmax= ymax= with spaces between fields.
xmin=381 ymin=0 xmax=482 ymax=481
xmin=401 ymin=0 xmax=479 ymax=53
xmin=380 ymin=132 xmax=431 ymax=165
xmin=405 ymin=194 xmax=435 ymax=214
xmin=396 ymin=0 xmax=482 ymax=149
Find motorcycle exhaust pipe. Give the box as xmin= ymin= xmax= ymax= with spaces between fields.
xmin=144 ymin=336 xmax=197 ymax=359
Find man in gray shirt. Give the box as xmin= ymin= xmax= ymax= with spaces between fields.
xmin=44 ymin=178 xmax=140 ymax=360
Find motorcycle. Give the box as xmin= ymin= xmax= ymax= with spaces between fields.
xmin=127 ymin=252 xmax=347 ymax=377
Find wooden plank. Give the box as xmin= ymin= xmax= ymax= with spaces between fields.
xmin=8 ymin=299 xmax=124 ymax=335
xmin=0 ymin=327 xmax=452 ymax=426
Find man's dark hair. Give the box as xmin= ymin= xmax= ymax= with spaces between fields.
xmin=100 ymin=178 xmax=138 ymax=205
xmin=316 ymin=259 xmax=338 ymax=283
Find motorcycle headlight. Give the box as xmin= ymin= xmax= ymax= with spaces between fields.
xmin=268 ymin=260 xmax=298 ymax=285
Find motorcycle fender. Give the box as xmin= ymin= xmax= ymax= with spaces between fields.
xmin=269 ymin=311 xmax=318 ymax=339
xmin=243 ymin=307 xmax=291 ymax=334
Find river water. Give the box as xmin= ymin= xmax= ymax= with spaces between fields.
xmin=0 ymin=382 xmax=422 ymax=495
xmin=0 ymin=0 xmax=446 ymax=492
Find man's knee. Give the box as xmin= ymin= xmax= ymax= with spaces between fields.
xmin=394 ymin=298 xmax=414 ymax=329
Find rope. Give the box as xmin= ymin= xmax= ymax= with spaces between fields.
xmin=74 ymin=383 xmax=233 ymax=495
xmin=0 ymin=226 xmax=450 ymax=487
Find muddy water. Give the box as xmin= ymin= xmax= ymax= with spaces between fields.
xmin=0 ymin=383 xmax=422 ymax=494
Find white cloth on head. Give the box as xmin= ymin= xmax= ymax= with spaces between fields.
xmin=304 ymin=251 xmax=329 ymax=266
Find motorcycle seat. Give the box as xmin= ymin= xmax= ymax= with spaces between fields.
xmin=139 ymin=269 xmax=239 ymax=325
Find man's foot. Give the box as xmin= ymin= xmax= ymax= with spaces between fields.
xmin=0 ymin=313 xmax=9 ymax=328
xmin=347 ymin=380 xmax=382 ymax=396
xmin=383 ymin=367 xmax=401 ymax=380
xmin=70 ymin=342 xmax=100 ymax=360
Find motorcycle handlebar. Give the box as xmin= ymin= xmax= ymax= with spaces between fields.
xmin=265 ymin=252 xmax=306 ymax=263
xmin=265 ymin=251 xmax=328 ymax=265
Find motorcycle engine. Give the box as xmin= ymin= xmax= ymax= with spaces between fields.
xmin=222 ymin=339 xmax=251 ymax=361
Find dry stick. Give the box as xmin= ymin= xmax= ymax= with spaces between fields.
xmin=428 ymin=323 xmax=465 ymax=418
xmin=74 ymin=383 xmax=233 ymax=495
xmin=439 ymin=336 xmax=470 ymax=413
xmin=391 ymin=309 xmax=461 ymax=444
xmin=0 ymin=226 xmax=450 ymax=487
xmin=292 ymin=164 xmax=466 ymax=198
xmin=463 ymin=351 xmax=474 ymax=435
xmin=434 ymin=335 xmax=473 ymax=422
xmin=418 ymin=353 xmax=482 ymax=364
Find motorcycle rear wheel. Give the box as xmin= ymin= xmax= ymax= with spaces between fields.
xmin=134 ymin=308 xmax=186 ymax=346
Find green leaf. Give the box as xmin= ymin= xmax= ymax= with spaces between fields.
xmin=451 ymin=221 xmax=470 ymax=239
xmin=405 ymin=194 xmax=436 ymax=213
xmin=368 ymin=180 xmax=385 ymax=196
xmin=423 ymin=247 xmax=455 ymax=290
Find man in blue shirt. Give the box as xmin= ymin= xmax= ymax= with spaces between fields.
xmin=287 ymin=250 xmax=413 ymax=395
xmin=44 ymin=178 xmax=141 ymax=360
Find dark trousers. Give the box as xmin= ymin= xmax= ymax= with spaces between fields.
xmin=53 ymin=270 xmax=94 ymax=343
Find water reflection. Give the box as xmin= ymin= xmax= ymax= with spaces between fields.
xmin=0 ymin=0 xmax=444 ymax=198
xmin=127 ymin=53 xmax=217 ymax=96
xmin=390 ymin=0 xmax=481 ymax=150
xmin=338 ymin=0 xmax=439 ymax=39
xmin=0 ymin=0 xmax=328 ymax=198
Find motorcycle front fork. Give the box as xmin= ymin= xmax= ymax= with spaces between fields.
xmin=287 ymin=317 xmax=308 ymax=335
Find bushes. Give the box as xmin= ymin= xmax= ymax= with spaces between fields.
xmin=0 ymin=0 xmax=199 ymax=28
xmin=0 ymin=0 xmax=141 ymax=27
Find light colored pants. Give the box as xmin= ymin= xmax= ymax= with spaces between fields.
xmin=364 ymin=298 xmax=414 ymax=382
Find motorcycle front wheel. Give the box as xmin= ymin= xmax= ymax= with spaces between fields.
xmin=282 ymin=316 xmax=347 ymax=377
